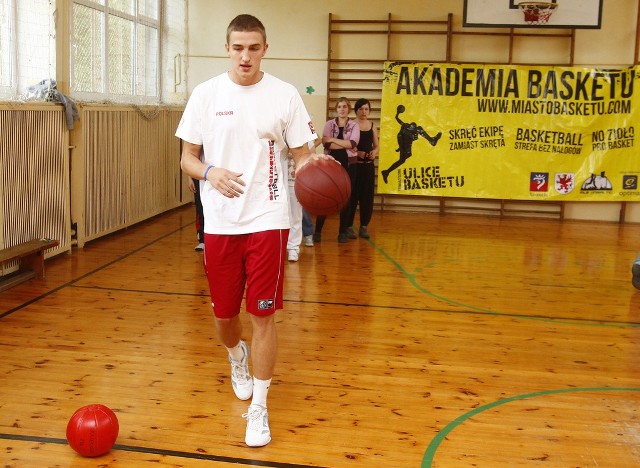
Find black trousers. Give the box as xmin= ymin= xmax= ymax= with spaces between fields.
xmin=348 ymin=162 xmax=375 ymax=227
xmin=315 ymin=152 xmax=353 ymax=235
xmin=193 ymin=178 xmax=205 ymax=242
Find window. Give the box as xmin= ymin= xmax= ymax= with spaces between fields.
xmin=0 ymin=0 xmax=55 ymax=100
xmin=0 ymin=0 xmax=11 ymax=90
xmin=71 ymin=0 xmax=160 ymax=103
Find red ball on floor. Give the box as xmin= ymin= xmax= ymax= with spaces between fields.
xmin=66 ymin=404 xmax=119 ymax=457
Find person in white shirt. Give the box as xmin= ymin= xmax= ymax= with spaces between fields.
xmin=286 ymin=138 xmax=321 ymax=261
xmin=176 ymin=14 xmax=327 ymax=447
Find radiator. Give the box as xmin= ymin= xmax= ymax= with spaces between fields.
xmin=0 ymin=104 xmax=71 ymax=275
xmin=76 ymin=105 xmax=188 ymax=245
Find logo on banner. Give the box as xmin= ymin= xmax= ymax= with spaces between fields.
xmin=581 ymin=172 xmax=612 ymax=191
xmin=622 ymin=175 xmax=638 ymax=190
xmin=530 ymin=173 xmax=549 ymax=192
xmin=554 ymin=173 xmax=575 ymax=194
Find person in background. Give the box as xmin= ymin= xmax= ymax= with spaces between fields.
xmin=286 ymin=150 xmax=302 ymax=261
xmin=632 ymin=253 xmax=640 ymax=290
xmin=313 ymin=97 xmax=360 ymax=243
xmin=302 ymin=209 xmax=314 ymax=247
xmin=188 ymin=177 xmax=205 ymax=251
xmin=286 ymin=138 xmax=320 ymax=261
xmin=348 ymin=98 xmax=379 ymax=239
xmin=175 ymin=14 xmax=321 ymax=447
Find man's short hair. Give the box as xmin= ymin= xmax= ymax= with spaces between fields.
xmin=226 ymin=14 xmax=267 ymax=43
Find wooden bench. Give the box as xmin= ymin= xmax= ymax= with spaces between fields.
xmin=0 ymin=238 xmax=60 ymax=292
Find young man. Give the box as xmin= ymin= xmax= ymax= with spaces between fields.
xmin=176 ymin=14 xmax=322 ymax=447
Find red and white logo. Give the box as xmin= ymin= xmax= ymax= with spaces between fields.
xmin=555 ymin=173 xmax=575 ymax=194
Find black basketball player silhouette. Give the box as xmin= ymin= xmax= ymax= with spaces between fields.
xmin=380 ymin=104 xmax=441 ymax=184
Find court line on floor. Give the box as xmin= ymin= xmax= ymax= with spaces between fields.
xmin=11 ymin=216 xmax=630 ymax=329
xmin=0 ymin=223 xmax=190 ymax=320
xmin=421 ymin=386 xmax=640 ymax=468
xmin=71 ymin=283 xmax=207 ymax=297
xmin=0 ymin=216 xmax=327 ymax=468
xmin=369 ymin=240 xmax=640 ymax=328
xmin=63 ymin=284 xmax=640 ymax=328
xmin=0 ymin=432 xmax=325 ymax=467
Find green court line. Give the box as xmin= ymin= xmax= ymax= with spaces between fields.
xmin=369 ymin=240 xmax=640 ymax=328
xmin=421 ymin=386 xmax=640 ymax=467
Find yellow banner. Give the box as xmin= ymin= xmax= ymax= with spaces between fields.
xmin=378 ymin=62 xmax=640 ymax=201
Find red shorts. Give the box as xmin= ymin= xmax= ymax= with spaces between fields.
xmin=203 ymin=229 xmax=288 ymax=319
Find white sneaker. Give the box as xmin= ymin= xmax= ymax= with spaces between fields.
xmin=243 ymin=404 xmax=271 ymax=447
xmin=287 ymin=249 xmax=299 ymax=262
xmin=229 ymin=341 xmax=253 ymax=400
xmin=304 ymin=235 xmax=314 ymax=247
xmin=194 ymin=242 xmax=204 ymax=251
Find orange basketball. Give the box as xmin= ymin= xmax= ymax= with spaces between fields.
xmin=66 ymin=404 xmax=119 ymax=457
xmin=294 ymin=159 xmax=351 ymax=216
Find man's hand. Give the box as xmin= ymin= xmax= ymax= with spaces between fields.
xmin=205 ymin=167 xmax=245 ymax=198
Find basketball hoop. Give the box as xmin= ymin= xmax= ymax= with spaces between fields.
xmin=518 ymin=2 xmax=558 ymax=25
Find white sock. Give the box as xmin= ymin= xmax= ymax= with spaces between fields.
xmin=227 ymin=341 xmax=245 ymax=362
xmin=251 ymin=377 xmax=271 ymax=408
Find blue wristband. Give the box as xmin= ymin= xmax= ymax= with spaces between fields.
xmin=203 ymin=165 xmax=214 ymax=181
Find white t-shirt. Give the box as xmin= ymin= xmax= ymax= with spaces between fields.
xmin=176 ymin=72 xmax=317 ymax=234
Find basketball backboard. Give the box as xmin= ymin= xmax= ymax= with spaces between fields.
xmin=463 ymin=0 xmax=603 ymax=29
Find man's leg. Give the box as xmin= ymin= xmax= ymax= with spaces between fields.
xmin=250 ymin=314 xmax=277 ymax=379
xmin=242 ymin=230 xmax=285 ymax=447
xmin=215 ymin=315 xmax=253 ymax=401
xmin=243 ymin=314 xmax=276 ymax=447
xmin=215 ymin=315 xmax=243 ymax=349
xmin=204 ymin=234 xmax=253 ymax=401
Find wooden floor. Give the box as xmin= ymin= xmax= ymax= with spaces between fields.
xmin=1 ymin=205 xmax=639 ymax=467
